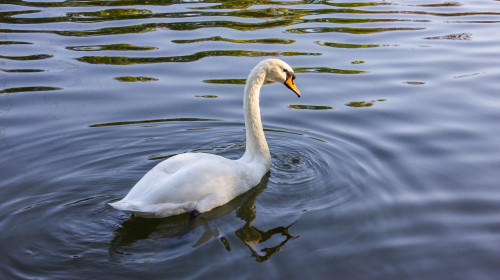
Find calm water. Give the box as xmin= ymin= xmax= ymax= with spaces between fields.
xmin=1 ymin=0 xmax=500 ymax=279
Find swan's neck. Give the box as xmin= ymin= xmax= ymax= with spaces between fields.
xmin=240 ymin=65 xmax=271 ymax=169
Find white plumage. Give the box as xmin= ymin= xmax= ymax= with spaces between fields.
xmin=109 ymin=59 xmax=301 ymax=218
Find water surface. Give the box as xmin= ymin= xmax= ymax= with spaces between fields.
xmin=1 ymin=0 xmax=500 ymax=279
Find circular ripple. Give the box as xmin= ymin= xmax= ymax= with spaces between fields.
xmin=259 ymin=126 xmax=382 ymax=215
xmin=271 ymin=142 xmax=327 ymax=185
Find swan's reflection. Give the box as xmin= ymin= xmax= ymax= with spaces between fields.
xmin=109 ymin=173 xmax=297 ymax=262
xmin=232 ymin=175 xmax=298 ymax=262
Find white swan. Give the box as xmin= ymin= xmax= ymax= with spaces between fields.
xmin=109 ymin=59 xmax=301 ymax=218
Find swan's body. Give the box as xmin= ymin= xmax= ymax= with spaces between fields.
xmin=109 ymin=59 xmax=300 ymax=218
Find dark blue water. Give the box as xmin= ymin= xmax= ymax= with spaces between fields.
xmin=1 ymin=0 xmax=500 ymax=279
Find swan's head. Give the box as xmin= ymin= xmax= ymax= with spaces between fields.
xmin=260 ymin=59 xmax=301 ymax=98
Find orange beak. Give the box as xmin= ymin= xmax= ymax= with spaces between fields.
xmin=284 ymin=75 xmax=301 ymax=98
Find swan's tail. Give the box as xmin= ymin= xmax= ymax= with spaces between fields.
xmin=108 ymin=199 xmax=194 ymax=218
xmin=108 ymin=200 xmax=134 ymax=211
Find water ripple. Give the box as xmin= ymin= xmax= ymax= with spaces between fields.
xmin=172 ymin=36 xmax=295 ymax=44
xmin=263 ymin=126 xmax=380 ymax=214
xmin=2 ymin=0 xmax=500 ymax=278
xmin=286 ymin=26 xmax=425 ymax=34
xmin=76 ymin=50 xmax=321 ymax=65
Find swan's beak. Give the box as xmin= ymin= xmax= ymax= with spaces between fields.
xmin=285 ymin=76 xmax=301 ymax=98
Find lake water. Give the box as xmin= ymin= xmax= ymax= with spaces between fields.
xmin=1 ymin=0 xmax=500 ymax=279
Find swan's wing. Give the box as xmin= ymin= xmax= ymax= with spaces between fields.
xmin=121 ymin=153 xmax=246 ymax=201
xmin=123 ymin=153 xmax=212 ymax=198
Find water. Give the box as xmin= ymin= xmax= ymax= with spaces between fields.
xmin=1 ymin=0 xmax=500 ymax=279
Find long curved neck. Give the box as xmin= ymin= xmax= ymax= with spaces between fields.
xmin=240 ymin=65 xmax=271 ymax=168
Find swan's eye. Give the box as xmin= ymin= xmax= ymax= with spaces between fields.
xmin=283 ymin=69 xmax=294 ymax=80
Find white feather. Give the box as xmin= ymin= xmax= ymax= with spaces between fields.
xmin=109 ymin=59 xmax=299 ymax=218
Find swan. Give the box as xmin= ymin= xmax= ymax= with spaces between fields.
xmin=109 ymin=59 xmax=301 ymax=218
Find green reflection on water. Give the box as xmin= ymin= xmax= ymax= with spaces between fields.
xmin=198 ymin=1 xmax=282 ymax=10
xmin=346 ymin=101 xmax=373 ymax=107
xmin=115 ymin=76 xmax=158 ymax=82
xmin=3 ymin=0 xmax=387 ymax=9
xmin=0 ymin=41 xmax=32 ymax=45
xmin=172 ymin=36 xmax=295 ymax=44
xmin=315 ymin=1 xmax=386 ymax=8
xmin=288 ymin=104 xmax=333 ymax=110
xmin=346 ymin=99 xmax=386 ymax=107
xmin=0 ymin=86 xmax=62 ymax=94
xmin=0 ymin=9 xmax=40 ymax=20
xmin=0 ymin=54 xmax=52 ymax=61
xmin=77 ymin=50 xmax=321 ymax=65
xmin=1 ymin=0 xmax=492 ymax=37
xmin=1 ymin=18 xmax=300 ymax=36
xmin=67 ymin=44 xmax=157 ymax=51
xmin=0 ymin=2 xmax=422 ymax=36
xmin=1 ymin=69 xmax=44 ymax=73
xmin=317 ymin=41 xmax=382 ymax=48
xmin=0 ymin=0 xmax=433 ymax=39
xmin=203 ymin=79 xmax=247 ymax=85
xmin=70 ymin=8 xmax=153 ymax=19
